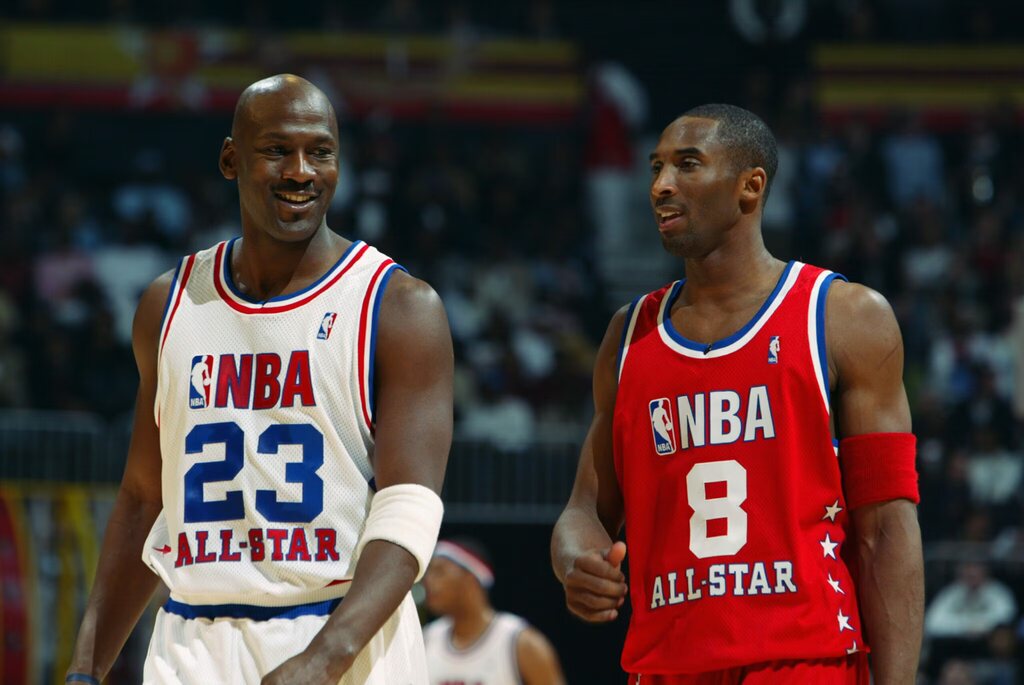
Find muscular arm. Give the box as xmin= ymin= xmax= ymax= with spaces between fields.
xmin=66 ymin=271 xmax=173 ymax=681
xmin=551 ymin=308 xmax=628 ymax=622
xmin=516 ymin=626 xmax=566 ymax=685
xmin=828 ymin=282 xmax=924 ymax=685
xmin=271 ymin=272 xmax=453 ymax=682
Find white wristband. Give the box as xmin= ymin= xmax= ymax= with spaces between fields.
xmin=355 ymin=483 xmax=443 ymax=582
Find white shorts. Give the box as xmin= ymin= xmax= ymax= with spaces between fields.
xmin=142 ymin=594 xmax=428 ymax=684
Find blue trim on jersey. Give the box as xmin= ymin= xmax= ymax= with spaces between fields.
xmin=163 ymin=596 xmax=342 ymax=621
xmin=816 ymin=272 xmax=848 ymax=410
xmin=615 ymin=295 xmax=643 ymax=377
xmin=367 ymin=264 xmax=407 ymax=422
xmin=661 ymin=261 xmax=796 ymax=352
xmin=222 ymin=238 xmax=365 ymax=304
xmin=368 ymin=476 xmax=377 ymax=492
xmin=158 ymin=258 xmax=184 ymax=331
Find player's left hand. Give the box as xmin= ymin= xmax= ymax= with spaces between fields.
xmin=261 ymin=649 xmax=349 ymax=685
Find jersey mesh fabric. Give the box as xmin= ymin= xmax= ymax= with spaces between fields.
xmin=423 ymin=613 xmax=527 ymax=685
xmin=614 ymin=262 xmax=863 ymax=674
xmin=144 ymin=238 xmax=399 ymax=606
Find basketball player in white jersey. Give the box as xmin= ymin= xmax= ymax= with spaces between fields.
xmin=65 ymin=74 xmax=453 ymax=685
xmin=423 ymin=539 xmax=565 ymax=685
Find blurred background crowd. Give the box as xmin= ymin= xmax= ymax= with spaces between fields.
xmin=1 ymin=1 xmax=1023 ymax=683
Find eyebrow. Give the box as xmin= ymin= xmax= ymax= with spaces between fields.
xmin=649 ymin=147 xmax=704 ymax=161
xmin=256 ymin=132 xmax=336 ymax=144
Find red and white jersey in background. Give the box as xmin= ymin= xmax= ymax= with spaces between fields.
xmin=143 ymin=238 xmax=401 ymax=607
xmin=613 ymin=261 xmax=862 ymax=674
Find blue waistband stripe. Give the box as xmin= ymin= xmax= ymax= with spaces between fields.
xmin=163 ymin=597 xmax=342 ymax=621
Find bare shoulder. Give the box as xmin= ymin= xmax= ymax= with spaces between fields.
xmin=515 ymin=624 xmax=562 ymax=676
xmin=132 ymin=268 xmax=179 ymax=358
xmin=517 ymin=624 xmax=556 ymax=654
xmin=827 ymin=280 xmax=899 ymax=335
xmin=377 ymin=270 xmax=447 ymax=328
xmin=375 ymin=270 xmax=453 ymax=371
xmin=826 ymin=280 xmax=902 ymax=366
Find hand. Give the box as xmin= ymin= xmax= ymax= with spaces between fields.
xmin=261 ymin=647 xmax=351 ymax=685
xmin=563 ymin=541 xmax=628 ymax=623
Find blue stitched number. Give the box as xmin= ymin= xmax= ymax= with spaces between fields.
xmin=183 ymin=422 xmax=325 ymax=523
xmin=183 ymin=422 xmax=245 ymax=522
xmin=255 ymin=424 xmax=325 ymax=522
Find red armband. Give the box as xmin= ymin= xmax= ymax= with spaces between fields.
xmin=838 ymin=432 xmax=920 ymax=510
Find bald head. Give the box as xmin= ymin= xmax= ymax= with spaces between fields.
xmin=231 ymin=74 xmax=338 ymax=143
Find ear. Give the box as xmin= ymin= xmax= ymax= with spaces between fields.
xmin=219 ymin=137 xmax=237 ymax=180
xmin=738 ymin=166 xmax=767 ymax=214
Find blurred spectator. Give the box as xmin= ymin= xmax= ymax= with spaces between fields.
xmin=0 ymin=294 xmax=28 ymax=408
xmin=882 ymin=112 xmax=945 ymax=209
xmin=112 ymin=149 xmax=192 ymax=248
xmin=938 ymin=659 xmax=978 ymax=685
xmin=947 ymin=366 xmax=1017 ymax=450
xmin=925 ymin=562 xmax=1017 ymax=641
xmin=971 ymin=624 xmax=1019 ymax=685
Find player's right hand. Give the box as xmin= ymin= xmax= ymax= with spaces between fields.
xmin=563 ymin=541 xmax=628 ymax=623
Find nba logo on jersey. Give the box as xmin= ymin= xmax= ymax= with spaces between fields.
xmin=649 ymin=398 xmax=677 ymax=455
xmin=768 ymin=335 xmax=780 ymax=364
xmin=317 ymin=312 xmax=338 ymax=340
xmin=189 ymin=355 xmax=214 ymax=409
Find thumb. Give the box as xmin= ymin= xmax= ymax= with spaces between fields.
xmin=604 ymin=541 xmax=627 ymax=569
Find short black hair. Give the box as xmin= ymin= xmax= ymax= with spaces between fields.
xmin=682 ymin=103 xmax=778 ymax=200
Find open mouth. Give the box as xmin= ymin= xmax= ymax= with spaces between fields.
xmin=274 ymin=192 xmax=318 ymax=210
xmin=656 ymin=208 xmax=684 ymax=228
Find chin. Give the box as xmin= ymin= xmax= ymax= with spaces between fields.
xmin=270 ymin=217 xmax=324 ymax=242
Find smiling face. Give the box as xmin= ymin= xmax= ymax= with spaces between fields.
xmin=220 ymin=76 xmax=339 ymax=242
xmin=648 ymin=116 xmax=760 ymax=259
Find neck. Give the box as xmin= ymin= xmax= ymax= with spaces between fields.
xmin=681 ymin=225 xmax=781 ymax=303
xmin=232 ymin=224 xmax=343 ymax=301
xmin=449 ymin=604 xmax=495 ymax=647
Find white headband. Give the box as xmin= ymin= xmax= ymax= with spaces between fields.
xmin=434 ymin=541 xmax=495 ymax=588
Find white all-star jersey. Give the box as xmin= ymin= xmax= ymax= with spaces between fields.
xmin=143 ymin=237 xmax=402 ymax=607
xmin=424 ymin=613 xmax=528 ymax=685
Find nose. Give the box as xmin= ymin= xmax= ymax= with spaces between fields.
xmin=651 ymin=167 xmax=676 ymax=200
xmin=282 ymin=150 xmax=315 ymax=184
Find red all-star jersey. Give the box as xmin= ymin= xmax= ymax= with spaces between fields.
xmin=613 ymin=262 xmax=863 ymax=675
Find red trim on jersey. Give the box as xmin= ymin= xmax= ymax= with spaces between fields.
xmin=213 ymin=241 xmax=371 ymax=314
xmin=160 ymin=254 xmax=196 ymax=353
xmin=356 ymin=259 xmax=395 ymax=432
xmin=323 ymin=579 xmax=353 ymax=588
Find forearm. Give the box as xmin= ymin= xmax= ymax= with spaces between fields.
xmin=307 ymin=540 xmax=419 ymax=678
xmin=856 ymin=503 xmax=924 ymax=685
xmin=68 ymin=490 xmax=163 ymax=679
xmin=551 ymin=504 xmax=614 ymax=583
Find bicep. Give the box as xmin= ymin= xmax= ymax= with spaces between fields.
xmin=370 ymin=273 xmax=454 ymax=492
xmin=119 ymin=270 xmax=176 ymax=505
xmin=567 ymin=309 xmax=627 ymax=536
xmin=828 ymin=282 xmax=911 ymax=437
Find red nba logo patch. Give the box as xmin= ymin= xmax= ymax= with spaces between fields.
xmin=649 ymin=397 xmax=677 ymax=455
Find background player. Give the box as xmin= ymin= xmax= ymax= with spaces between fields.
xmin=423 ymin=538 xmax=566 ymax=685
xmin=65 ymin=74 xmax=454 ymax=684
xmin=551 ymin=104 xmax=924 ymax=684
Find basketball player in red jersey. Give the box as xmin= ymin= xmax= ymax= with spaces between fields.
xmin=552 ymin=104 xmax=923 ymax=684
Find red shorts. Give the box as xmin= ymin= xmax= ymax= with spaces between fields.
xmin=628 ymin=654 xmax=870 ymax=685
